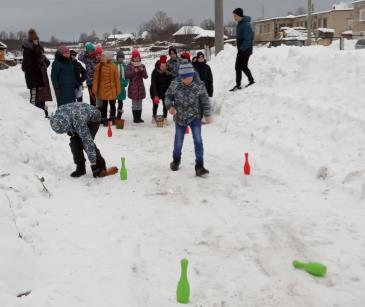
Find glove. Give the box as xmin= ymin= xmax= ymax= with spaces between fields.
xmin=153 ymin=96 xmax=160 ymax=105
xmin=91 ymin=164 xmax=105 ymax=178
xmin=54 ymin=89 xmax=61 ymax=97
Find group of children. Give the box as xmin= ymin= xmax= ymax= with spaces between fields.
xmin=48 ymin=42 xmax=214 ymax=177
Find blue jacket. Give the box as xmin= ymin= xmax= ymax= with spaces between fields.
xmin=51 ymin=51 xmax=77 ymax=106
xmin=50 ymin=103 xmax=101 ymax=163
xmin=236 ymin=16 xmax=253 ymax=52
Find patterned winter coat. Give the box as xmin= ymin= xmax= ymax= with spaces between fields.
xmin=114 ymin=61 xmax=129 ymax=101
xmin=50 ymin=103 xmax=101 ymax=163
xmin=165 ymin=76 xmax=211 ymax=126
xmin=78 ymin=52 xmax=98 ymax=86
xmin=125 ymin=63 xmax=148 ymax=100
xmin=92 ymin=62 xmax=121 ymax=100
xmin=51 ymin=51 xmax=77 ymax=107
xmin=167 ymin=57 xmax=183 ymax=79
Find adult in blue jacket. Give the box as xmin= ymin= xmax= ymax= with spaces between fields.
xmin=230 ymin=8 xmax=255 ymax=91
xmin=51 ymin=46 xmax=77 ymax=107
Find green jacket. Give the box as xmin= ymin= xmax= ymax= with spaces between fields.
xmin=114 ymin=61 xmax=129 ymax=100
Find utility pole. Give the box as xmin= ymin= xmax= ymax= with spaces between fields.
xmin=215 ymin=0 xmax=224 ymax=55
xmin=307 ymin=0 xmax=312 ymax=45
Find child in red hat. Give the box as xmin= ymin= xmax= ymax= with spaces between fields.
xmin=125 ymin=48 xmax=148 ymax=123
xmin=150 ymin=54 xmax=173 ymax=124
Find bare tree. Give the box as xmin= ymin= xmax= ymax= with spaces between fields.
xmin=50 ymin=35 xmax=59 ymax=45
xmin=0 ymin=30 xmax=8 ymax=40
xmin=102 ymin=32 xmax=110 ymax=41
xmin=200 ymin=19 xmax=215 ymax=30
xmin=112 ymin=28 xmax=118 ymax=35
xmin=295 ymin=7 xmax=307 ymax=15
xmin=16 ymin=31 xmax=26 ymax=40
xmin=79 ymin=33 xmax=88 ymax=43
xmin=9 ymin=32 xmax=16 ymax=40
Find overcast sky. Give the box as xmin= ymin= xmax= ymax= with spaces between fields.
xmin=1 ymin=0 xmax=352 ymax=40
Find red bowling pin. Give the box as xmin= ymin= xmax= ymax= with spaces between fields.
xmin=107 ymin=121 xmax=113 ymax=138
xmin=244 ymin=152 xmax=251 ymax=175
xmin=185 ymin=127 xmax=190 ymax=134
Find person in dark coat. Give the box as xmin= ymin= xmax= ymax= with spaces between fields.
xmin=21 ymin=28 xmax=52 ymax=117
xmin=70 ymin=50 xmax=86 ymax=102
xmin=51 ymin=46 xmax=77 ymax=107
xmin=193 ymin=52 xmax=213 ymax=98
xmin=50 ymin=103 xmax=112 ymax=178
xmin=230 ymin=8 xmax=255 ymax=91
xmin=150 ymin=55 xmax=173 ymax=123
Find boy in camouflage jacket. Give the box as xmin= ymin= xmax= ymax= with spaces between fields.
xmin=165 ymin=61 xmax=212 ymax=177
xmin=50 ymin=102 xmax=112 ymax=178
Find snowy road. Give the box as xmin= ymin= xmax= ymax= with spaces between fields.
xmin=1 ymin=45 xmax=365 ymax=306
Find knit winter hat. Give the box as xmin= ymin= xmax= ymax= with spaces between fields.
xmin=85 ymin=42 xmax=95 ymax=53
xmin=104 ymin=50 xmax=114 ymax=60
xmin=197 ymin=51 xmax=205 ymax=58
xmin=160 ymin=55 xmax=167 ymax=64
xmin=131 ymin=49 xmax=141 ymax=60
xmin=168 ymin=46 xmax=177 ymax=56
xmin=233 ymin=8 xmax=244 ymax=17
xmin=95 ymin=46 xmax=103 ymax=56
xmin=58 ymin=46 xmax=70 ymax=56
xmin=116 ymin=49 xmax=125 ymax=60
xmin=178 ymin=60 xmax=194 ymax=79
xmin=181 ymin=51 xmax=191 ymax=61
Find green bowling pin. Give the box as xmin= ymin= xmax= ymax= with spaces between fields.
xmin=120 ymin=157 xmax=127 ymax=181
xmin=293 ymin=260 xmax=327 ymax=277
xmin=177 ymin=259 xmax=190 ymax=304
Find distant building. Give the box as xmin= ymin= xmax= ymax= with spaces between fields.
xmin=173 ymin=26 xmax=227 ymax=47
xmin=254 ymin=8 xmax=353 ymax=42
xmin=0 ymin=41 xmax=7 ymax=61
xmin=352 ymin=0 xmax=365 ymax=35
xmin=107 ymin=34 xmax=135 ymax=43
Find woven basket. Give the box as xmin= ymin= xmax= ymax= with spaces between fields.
xmin=115 ymin=118 xmax=125 ymax=129
xmin=156 ymin=116 xmax=164 ymax=128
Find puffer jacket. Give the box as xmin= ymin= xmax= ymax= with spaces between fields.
xmin=51 ymin=51 xmax=77 ymax=107
xmin=125 ymin=63 xmax=148 ymax=100
xmin=50 ymin=103 xmax=101 ymax=163
xmin=165 ymin=76 xmax=211 ymax=126
xmin=236 ymin=16 xmax=254 ymax=53
xmin=150 ymin=60 xmax=173 ymax=99
xmin=92 ymin=62 xmax=121 ymax=100
xmin=78 ymin=52 xmax=97 ymax=86
xmin=21 ymin=39 xmax=45 ymax=89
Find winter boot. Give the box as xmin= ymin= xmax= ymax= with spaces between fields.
xmin=70 ymin=164 xmax=86 ymax=178
xmin=133 ymin=110 xmax=138 ymax=123
xmin=138 ymin=110 xmax=144 ymax=123
xmin=170 ymin=159 xmax=181 ymax=171
xmin=245 ymin=81 xmax=255 ymax=88
xmin=195 ymin=162 xmax=209 ymax=177
xmin=229 ymin=85 xmax=242 ymax=92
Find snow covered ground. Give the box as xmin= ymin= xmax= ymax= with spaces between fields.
xmin=1 ymin=44 xmax=365 ymax=307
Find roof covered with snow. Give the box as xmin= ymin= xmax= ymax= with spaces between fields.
xmin=194 ymin=30 xmax=228 ymax=40
xmin=318 ymin=28 xmax=335 ymax=33
xmin=0 ymin=41 xmax=7 ymax=49
xmin=173 ymin=26 xmax=205 ymax=36
xmin=108 ymin=34 xmax=135 ymax=41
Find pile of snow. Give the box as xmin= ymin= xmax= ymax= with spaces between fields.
xmin=1 ymin=44 xmax=365 ymax=306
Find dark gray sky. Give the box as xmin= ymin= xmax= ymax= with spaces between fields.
xmin=1 ymin=0 xmax=351 ymax=41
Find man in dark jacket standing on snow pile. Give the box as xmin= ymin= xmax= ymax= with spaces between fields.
xmin=50 ymin=103 xmax=116 ymax=178
xmin=165 ymin=61 xmax=212 ymax=177
xmin=230 ymin=8 xmax=255 ymax=92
